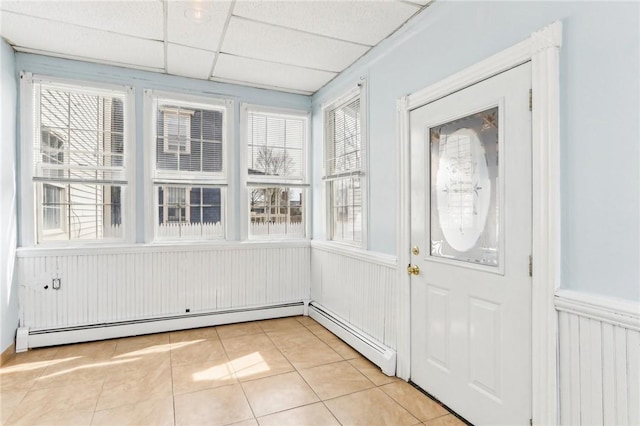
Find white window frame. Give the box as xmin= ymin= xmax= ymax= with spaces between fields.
xmin=161 ymin=185 xmax=190 ymax=224
xmin=321 ymin=81 xmax=368 ymax=248
xmin=161 ymin=107 xmax=193 ymax=155
xmin=240 ymin=103 xmax=311 ymax=240
xmin=19 ymin=72 xmax=135 ymax=247
xmin=40 ymin=182 xmax=67 ymax=236
xmin=144 ymin=90 xmax=233 ymax=242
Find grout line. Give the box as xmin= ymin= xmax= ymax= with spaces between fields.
xmin=408 ymin=381 xmax=473 ymax=426
xmin=168 ymin=334 xmax=178 ymax=426
xmin=219 ymin=337 xmax=258 ymax=423
xmin=229 ymin=15 xmax=373 ymax=48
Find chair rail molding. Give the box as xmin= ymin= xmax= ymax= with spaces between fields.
xmin=396 ymin=21 xmax=562 ymax=425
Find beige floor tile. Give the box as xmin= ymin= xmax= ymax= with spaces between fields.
xmin=381 ymin=382 xmax=448 ymax=422
xmin=0 ymin=361 xmax=48 ymax=391
xmin=174 ymin=383 xmax=253 ymax=426
xmin=108 ymin=351 xmax=171 ymax=376
xmin=348 ymin=357 xmax=398 ymax=386
xmin=308 ymin=326 xmax=336 ymax=342
xmin=91 ymin=395 xmax=174 ymax=426
xmin=229 ymin=348 xmax=295 ymax=382
xmin=258 ymin=317 xmax=306 ymax=333
xmin=280 ymin=342 xmax=343 ymax=370
xmin=257 ymin=402 xmax=340 ymax=426
xmin=241 ymin=371 xmax=319 ymax=417
xmin=228 ymin=419 xmax=259 ymax=426
xmin=423 ymin=414 xmax=468 ymax=426
xmin=217 ymin=322 xmax=264 ymax=339
xmin=169 ymin=326 xmax=219 ymax=343
xmin=325 ymin=388 xmax=420 ymax=426
xmin=171 ymin=338 xmax=227 ymax=366
xmin=172 ymin=357 xmax=237 ymax=394
xmin=5 ymin=380 xmax=102 ymax=425
xmin=3 ymin=347 xmax=59 ymax=367
xmin=323 ymin=336 xmax=362 ymax=360
xmin=266 ymin=328 xmax=321 ymax=350
xmin=0 ymin=388 xmax=28 ymax=424
xmin=295 ymin=316 xmax=319 ymax=326
xmin=53 ymin=340 xmax=117 ymax=360
xmin=299 ymin=360 xmax=374 ymax=400
xmin=5 ymin=408 xmax=94 ymax=426
xmin=221 ymin=333 xmax=277 ymax=358
xmin=32 ymin=356 xmax=111 ymax=390
xmin=96 ymin=363 xmax=172 ymax=411
xmin=113 ymin=333 xmax=171 ymax=354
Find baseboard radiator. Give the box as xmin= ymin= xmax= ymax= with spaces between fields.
xmin=17 ymin=302 xmax=304 ymax=351
xmin=309 ymin=302 xmax=396 ymax=376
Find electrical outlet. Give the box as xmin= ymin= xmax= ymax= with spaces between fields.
xmin=52 ymin=278 xmax=61 ymax=290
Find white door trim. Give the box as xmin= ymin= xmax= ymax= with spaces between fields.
xmin=396 ymin=21 xmax=562 ymax=425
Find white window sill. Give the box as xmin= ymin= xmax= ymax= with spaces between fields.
xmin=16 ymin=240 xmax=312 ymax=258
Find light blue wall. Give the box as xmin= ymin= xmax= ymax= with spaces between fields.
xmin=1 ymin=38 xmax=18 ymax=353
xmin=15 ymin=53 xmax=311 ymax=244
xmin=311 ymin=1 xmax=639 ymax=301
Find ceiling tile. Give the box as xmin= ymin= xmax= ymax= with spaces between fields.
xmin=213 ymin=54 xmax=336 ymax=94
xmin=233 ymin=1 xmax=421 ymax=46
xmin=222 ymin=17 xmax=369 ymax=73
xmin=0 ymin=0 xmax=163 ymax=40
xmin=167 ymin=1 xmax=232 ymax=51
xmin=1 ymin=12 xmax=164 ymax=69
xmin=404 ymin=0 xmax=431 ymax=5
xmin=167 ymin=44 xmax=215 ymax=80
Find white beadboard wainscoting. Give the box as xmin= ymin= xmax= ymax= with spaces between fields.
xmin=310 ymin=241 xmax=398 ymax=372
xmin=15 ymin=242 xmax=310 ymax=349
xmin=556 ymin=290 xmax=640 ymax=426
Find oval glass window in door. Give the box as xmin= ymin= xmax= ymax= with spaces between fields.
xmin=429 ymin=107 xmax=499 ymax=266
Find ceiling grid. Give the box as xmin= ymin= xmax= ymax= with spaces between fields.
xmin=0 ymin=0 xmax=428 ymax=95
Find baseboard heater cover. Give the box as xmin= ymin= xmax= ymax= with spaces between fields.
xmin=19 ymin=302 xmax=304 ymax=350
xmin=308 ymin=302 xmax=396 ymax=376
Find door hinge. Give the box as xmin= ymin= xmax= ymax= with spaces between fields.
xmin=529 ymin=419 xmax=533 ymax=426
xmin=529 ymin=89 xmax=533 ymax=111
xmin=528 ymin=255 xmax=533 ymax=277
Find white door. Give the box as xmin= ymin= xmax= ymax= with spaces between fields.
xmin=409 ymin=63 xmax=532 ymax=425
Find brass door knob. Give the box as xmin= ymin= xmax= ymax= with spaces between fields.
xmin=407 ymin=264 xmax=420 ymax=275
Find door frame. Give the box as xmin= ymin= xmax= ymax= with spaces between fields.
xmin=396 ymin=21 xmax=562 ymax=425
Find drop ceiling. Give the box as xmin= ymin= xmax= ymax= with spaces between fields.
xmin=0 ymin=0 xmax=428 ymax=95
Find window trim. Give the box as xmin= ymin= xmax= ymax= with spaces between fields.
xmin=144 ymin=89 xmax=233 ymax=242
xmin=160 ymin=185 xmax=190 ymax=224
xmin=19 ymin=72 xmax=136 ymax=247
xmin=240 ymin=103 xmax=311 ymax=241
xmin=161 ymin=107 xmax=194 ymax=155
xmin=40 ymin=182 xmax=67 ymax=237
xmin=321 ymin=81 xmax=368 ymax=248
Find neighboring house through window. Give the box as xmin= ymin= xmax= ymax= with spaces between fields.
xmin=150 ymin=93 xmax=228 ymax=239
xmin=28 ymin=78 xmax=130 ymax=243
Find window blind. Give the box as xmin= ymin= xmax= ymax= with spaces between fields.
xmin=326 ymin=97 xmax=361 ymax=177
xmin=34 ymin=85 xmax=126 ymax=184
xmin=247 ymin=112 xmax=305 ymax=181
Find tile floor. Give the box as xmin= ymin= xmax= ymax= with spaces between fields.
xmin=0 ymin=316 xmax=465 ymax=426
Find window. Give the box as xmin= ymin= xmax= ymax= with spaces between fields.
xmin=162 ymin=107 xmax=193 ymax=154
xmin=29 ymin=78 xmax=130 ymax=243
xmin=150 ymin=93 xmax=228 ymax=240
xmin=244 ymin=105 xmax=309 ymax=238
xmin=323 ymin=88 xmax=366 ymax=245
